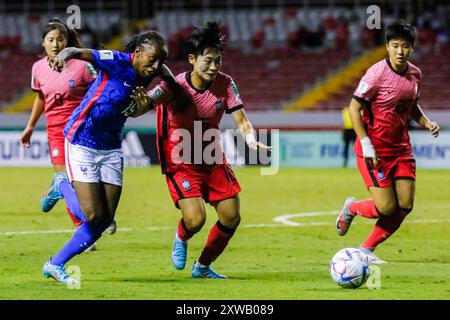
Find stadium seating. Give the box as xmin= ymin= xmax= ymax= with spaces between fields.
xmin=1 ymin=7 xmax=449 ymax=113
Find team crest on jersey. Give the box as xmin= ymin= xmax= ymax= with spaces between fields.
xmin=377 ymin=170 xmax=386 ymax=181
xmin=181 ymin=179 xmax=191 ymax=191
xmin=215 ymin=99 xmax=223 ymax=112
xmin=69 ymin=80 xmax=75 ymax=89
xmin=99 ymin=50 xmax=114 ymax=60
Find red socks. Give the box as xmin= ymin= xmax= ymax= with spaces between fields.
xmin=362 ymin=208 xmax=410 ymax=250
xmin=177 ymin=218 xmax=195 ymax=242
xmin=198 ymin=221 xmax=236 ymax=266
xmin=349 ymin=199 xmax=379 ymax=219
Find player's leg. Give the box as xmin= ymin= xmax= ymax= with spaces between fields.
xmin=43 ymin=181 xmax=111 ymax=283
xmin=359 ymin=159 xmax=416 ymax=262
xmin=101 ymin=181 xmax=122 ymax=225
xmin=337 ymin=156 xmax=396 ymax=236
xmin=166 ymin=169 xmax=205 ymax=270
xmin=192 ymin=195 xmax=240 ymax=279
xmin=172 ymin=197 xmax=206 ymax=270
xmin=192 ymin=164 xmax=241 ymax=279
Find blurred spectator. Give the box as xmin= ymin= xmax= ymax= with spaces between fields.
xmin=335 ymin=16 xmax=349 ymax=49
xmin=79 ymin=25 xmax=99 ymax=49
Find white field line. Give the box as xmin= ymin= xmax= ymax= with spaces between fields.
xmin=0 ymin=212 xmax=449 ymax=236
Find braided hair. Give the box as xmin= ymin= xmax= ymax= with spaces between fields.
xmin=123 ymin=30 xmax=168 ymax=57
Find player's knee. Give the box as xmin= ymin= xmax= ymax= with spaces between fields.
xmin=399 ymin=206 xmax=413 ymax=216
xmin=377 ymin=202 xmax=397 ymax=216
xmin=184 ymin=215 xmax=206 ymax=233
xmin=398 ymin=201 xmax=414 ymax=213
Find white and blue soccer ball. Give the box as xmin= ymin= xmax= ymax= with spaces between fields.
xmin=330 ymin=248 xmax=370 ymax=289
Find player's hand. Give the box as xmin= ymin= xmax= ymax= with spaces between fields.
xmin=48 ymin=56 xmax=66 ymax=72
xmin=20 ymin=126 xmax=34 ymax=148
xmin=130 ymin=86 xmax=152 ymax=109
xmin=360 ymin=136 xmax=380 ymax=169
xmin=426 ymin=121 xmax=440 ymax=138
xmin=248 ymin=141 xmax=272 ymax=152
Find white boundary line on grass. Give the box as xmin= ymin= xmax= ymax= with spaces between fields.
xmin=272 ymin=211 xmax=450 ymax=227
xmin=1 ymin=211 xmax=449 ymax=236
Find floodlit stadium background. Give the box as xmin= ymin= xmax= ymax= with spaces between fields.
xmin=0 ymin=0 xmax=449 ymax=300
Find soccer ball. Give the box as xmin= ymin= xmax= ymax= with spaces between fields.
xmin=329 ymin=248 xmax=370 ymax=289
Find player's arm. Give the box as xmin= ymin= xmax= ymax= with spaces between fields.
xmin=21 ymin=91 xmax=45 ymax=148
xmin=411 ymin=103 xmax=440 ymax=138
xmin=232 ymin=108 xmax=272 ymax=151
xmin=126 ymin=64 xmax=180 ymax=117
xmin=49 ymin=47 xmax=93 ymax=72
xmin=348 ymin=98 xmax=379 ymax=168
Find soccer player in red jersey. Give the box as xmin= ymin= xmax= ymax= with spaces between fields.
xmin=20 ymin=19 xmax=116 ymax=244
xmin=131 ymin=21 xmax=271 ymax=278
xmin=336 ymin=20 xmax=440 ymax=264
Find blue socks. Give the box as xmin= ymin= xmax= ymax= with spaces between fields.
xmin=59 ymin=180 xmax=86 ymax=223
xmin=50 ymin=222 xmax=106 ymax=266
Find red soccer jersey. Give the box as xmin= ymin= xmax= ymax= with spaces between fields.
xmin=153 ymin=71 xmax=243 ymax=173
xmin=31 ymin=57 xmax=96 ymax=138
xmin=353 ymin=58 xmax=422 ymax=157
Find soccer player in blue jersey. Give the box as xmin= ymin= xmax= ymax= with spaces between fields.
xmin=41 ymin=31 xmax=174 ymax=284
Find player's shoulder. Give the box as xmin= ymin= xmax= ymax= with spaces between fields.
xmin=175 ymin=72 xmax=187 ymax=82
xmin=32 ymin=56 xmax=49 ymax=72
xmin=407 ymin=61 xmax=422 ymax=78
xmin=367 ymin=59 xmax=387 ymax=74
xmin=216 ymin=71 xmax=233 ymax=84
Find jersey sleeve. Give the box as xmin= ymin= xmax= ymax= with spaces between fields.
xmin=90 ymin=49 xmax=131 ymax=75
xmin=353 ymin=67 xmax=379 ymax=104
xmin=31 ymin=63 xmax=41 ymax=91
xmin=416 ymin=70 xmax=422 ymax=101
xmin=82 ymin=62 xmax=97 ymax=84
xmin=225 ymin=77 xmax=244 ymax=114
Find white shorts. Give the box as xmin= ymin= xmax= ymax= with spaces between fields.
xmin=65 ymin=139 xmax=124 ymax=186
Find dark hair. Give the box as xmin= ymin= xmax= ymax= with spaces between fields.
xmin=123 ymin=30 xmax=168 ymax=58
xmin=385 ymin=19 xmax=417 ymax=47
xmin=42 ymin=18 xmax=85 ymax=48
xmin=185 ymin=21 xmax=225 ymax=56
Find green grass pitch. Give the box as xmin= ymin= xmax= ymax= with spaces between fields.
xmin=0 ymin=167 xmax=449 ymax=299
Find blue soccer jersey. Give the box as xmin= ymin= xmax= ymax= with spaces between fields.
xmin=64 ymin=49 xmax=152 ymax=150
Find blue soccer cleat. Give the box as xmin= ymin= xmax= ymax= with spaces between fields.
xmin=171 ymin=232 xmax=188 ymax=270
xmin=42 ymin=260 xmax=78 ymax=284
xmin=41 ymin=172 xmax=68 ymax=213
xmin=192 ymin=261 xmax=228 ymax=279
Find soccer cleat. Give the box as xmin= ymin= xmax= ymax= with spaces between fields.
xmin=358 ymin=247 xmax=387 ymax=265
xmin=42 ymin=260 xmax=78 ymax=284
xmin=192 ymin=261 xmax=228 ymax=279
xmin=85 ymin=242 xmax=97 ymax=252
xmin=171 ymin=232 xmax=188 ymax=270
xmin=336 ymin=196 xmax=357 ymax=236
xmin=41 ymin=172 xmax=68 ymax=213
xmin=106 ymin=220 xmax=117 ymax=235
